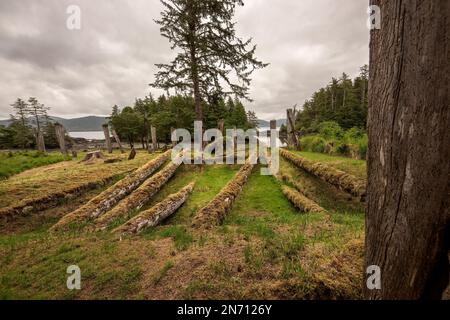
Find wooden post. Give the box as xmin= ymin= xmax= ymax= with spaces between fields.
xmin=128 ymin=147 xmax=136 ymax=160
xmin=270 ymin=120 xmax=277 ymax=139
xmin=102 ymin=124 xmax=112 ymax=154
xmin=54 ymin=123 xmax=68 ymax=155
xmin=151 ymin=126 xmax=157 ymax=152
xmin=287 ymin=109 xmax=300 ymax=150
xmin=218 ymin=119 xmax=225 ymax=135
xmin=36 ymin=130 xmax=46 ymax=153
xmin=170 ymin=127 xmax=176 ymax=147
xmin=112 ymin=129 xmax=124 ymax=153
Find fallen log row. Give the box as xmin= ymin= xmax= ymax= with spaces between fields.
xmin=0 ymin=172 xmax=130 ymax=224
xmin=50 ymin=150 xmax=171 ymax=231
xmin=280 ymin=149 xmax=366 ymax=201
xmin=191 ymin=158 xmax=255 ymax=229
xmin=279 ymin=173 xmax=315 ymax=201
xmin=94 ymin=157 xmax=183 ymax=230
xmin=112 ymin=182 xmax=195 ymax=235
xmin=282 ymin=185 xmax=326 ymax=213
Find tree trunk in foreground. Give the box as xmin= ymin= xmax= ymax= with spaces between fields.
xmin=365 ymin=0 xmax=450 ymax=299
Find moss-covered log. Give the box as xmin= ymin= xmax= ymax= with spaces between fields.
xmin=94 ymin=159 xmax=182 ymax=229
xmin=112 ymin=182 xmax=195 ymax=234
xmin=191 ymin=159 xmax=254 ymax=229
xmin=280 ymin=149 xmax=366 ymax=200
xmin=51 ymin=150 xmax=171 ymax=231
xmin=282 ymin=186 xmax=326 ymax=213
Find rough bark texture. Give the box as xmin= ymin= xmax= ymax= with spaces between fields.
xmin=151 ymin=126 xmax=158 ymax=151
xmin=282 ymin=186 xmax=326 ymax=214
xmin=191 ymin=158 xmax=255 ymax=229
xmin=365 ymin=0 xmax=450 ymax=299
xmin=36 ymin=130 xmax=45 ymax=153
xmin=81 ymin=151 xmax=104 ymax=164
xmin=287 ymin=109 xmax=300 ymax=150
xmin=112 ymin=129 xmax=124 ymax=153
xmin=280 ymin=149 xmax=366 ymax=200
xmin=113 ymin=182 xmax=195 ymax=235
xmin=54 ymin=123 xmax=67 ymax=155
xmin=128 ymin=147 xmax=136 ymax=160
xmin=94 ymin=158 xmax=182 ymax=229
xmin=102 ymin=124 xmax=113 ymax=154
xmin=51 ymin=150 xmax=171 ymax=231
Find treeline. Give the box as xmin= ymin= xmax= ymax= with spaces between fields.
xmin=296 ymin=65 xmax=368 ymax=134
xmin=0 ymin=98 xmax=66 ymax=150
xmin=289 ymin=65 xmax=369 ymax=159
xmin=110 ymin=94 xmax=258 ymax=147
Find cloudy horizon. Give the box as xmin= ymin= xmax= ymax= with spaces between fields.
xmin=0 ymin=0 xmax=369 ymax=121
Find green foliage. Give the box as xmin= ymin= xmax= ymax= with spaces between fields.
xmin=296 ymin=66 xmax=368 ymax=133
xmin=110 ymin=94 xmax=255 ymax=145
xmin=318 ymin=121 xmax=344 ymax=140
xmin=0 ymin=151 xmax=70 ymax=179
xmin=300 ymin=124 xmax=368 ymax=160
xmin=151 ymin=0 xmax=267 ymax=104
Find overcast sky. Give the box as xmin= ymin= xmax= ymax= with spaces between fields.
xmin=0 ymin=0 xmax=369 ymax=120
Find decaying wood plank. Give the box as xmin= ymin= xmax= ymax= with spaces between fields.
xmin=112 ymin=182 xmax=195 ymax=234
xmin=191 ymin=157 xmax=255 ymax=229
xmin=280 ymin=149 xmax=366 ymax=201
xmin=94 ymin=154 xmax=183 ymax=229
xmin=282 ymin=185 xmax=326 ymax=213
xmin=50 ymin=150 xmax=171 ymax=231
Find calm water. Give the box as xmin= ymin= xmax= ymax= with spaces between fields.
xmin=69 ymin=131 xmax=104 ymax=140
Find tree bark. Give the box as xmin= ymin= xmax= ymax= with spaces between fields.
xmin=51 ymin=150 xmax=171 ymax=231
xmin=94 ymin=157 xmax=182 ymax=230
xmin=36 ymin=130 xmax=46 ymax=153
xmin=151 ymin=126 xmax=158 ymax=151
xmin=102 ymin=124 xmax=113 ymax=154
xmin=365 ymin=0 xmax=450 ymax=299
xmin=112 ymin=129 xmax=124 ymax=153
xmin=113 ymin=182 xmax=195 ymax=235
xmin=54 ymin=123 xmax=67 ymax=155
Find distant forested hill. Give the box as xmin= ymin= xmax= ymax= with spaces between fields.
xmin=0 ymin=116 xmax=107 ymax=132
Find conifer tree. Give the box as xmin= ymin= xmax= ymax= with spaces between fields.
xmin=151 ymin=0 xmax=268 ymax=122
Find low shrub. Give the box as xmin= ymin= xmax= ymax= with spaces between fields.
xmin=300 ymin=125 xmax=368 ymax=160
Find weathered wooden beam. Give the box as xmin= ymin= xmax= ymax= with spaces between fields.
xmin=151 ymin=126 xmax=157 ymax=151
xmin=111 ymin=129 xmax=124 ymax=153
xmin=192 ymin=156 xmax=255 ymax=229
xmin=50 ymin=150 xmax=171 ymax=231
xmin=282 ymin=185 xmax=326 ymax=213
xmin=36 ymin=130 xmax=46 ymax=153
xmin=54 ymin=123 xmax=68 ymax=155
xmin=218 ymin=119 xmax=225 ymax=134
xmin=94 ymin=155 xmax=183 ymax=230
xmin=287 ymin=109 xmax=300 ymax=150
xmin=102 ymin=124 xmax=113 ymax=154
xmin=113 ymin=182 xmax=195 ymax=235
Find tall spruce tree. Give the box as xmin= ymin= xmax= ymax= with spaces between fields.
xmin=151 ymin=0 xmax=268 ymax=122
xmin=10 ymin=98 xmax=33 ymax=149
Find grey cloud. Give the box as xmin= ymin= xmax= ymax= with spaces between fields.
xmin=0 ymin=0 xmax=369 ymax=120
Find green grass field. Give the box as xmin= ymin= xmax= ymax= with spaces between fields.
xmin=0 ymin=151 xmax=71 ymax=180
xmin=0 ymin=150 xmax=366 ymax=299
